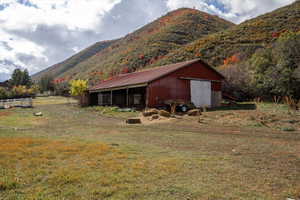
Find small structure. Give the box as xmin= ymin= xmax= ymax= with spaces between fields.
xmin=88 ymin=59 xmax=225 ymax=108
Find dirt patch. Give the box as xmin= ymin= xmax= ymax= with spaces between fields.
xmin=0 ymin=112 xmax=11 ymax=117
xmin=140 ymin=114 xmax=177 ymax=125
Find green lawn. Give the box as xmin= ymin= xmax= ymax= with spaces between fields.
xmin=0 ymin=97 xmax=299 ymax=200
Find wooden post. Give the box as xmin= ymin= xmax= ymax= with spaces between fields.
xmin=126 ymin=88 xmax=129 ymax=107
xmin=29 ymin=98 xmax=33 ymax=108
xmin=110 ymin=90 xmax=113 ymax=106
xmin=145 ymin=87 xmax=149 ymax=108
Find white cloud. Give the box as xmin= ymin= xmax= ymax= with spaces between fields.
xmin=0 ymin=29 xmax=47 ymax=72
xmin=0 ymin=0 xmax=121 ymax=80
xmin=166 ymin=0 xmax=296 ymax=23
xmin=0 ymin=0 xmax=122 ymax=31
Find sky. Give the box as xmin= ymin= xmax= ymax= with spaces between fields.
xmin=0 ymin=0 xmax=296 ymax=81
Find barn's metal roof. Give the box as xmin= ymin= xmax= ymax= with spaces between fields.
xmin=89 ymin=59 xmax=223 ymax=92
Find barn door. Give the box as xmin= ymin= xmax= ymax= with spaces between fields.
xmin=190 ymin=80 xmax=211 ymax=108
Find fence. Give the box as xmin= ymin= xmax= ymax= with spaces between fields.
xmin=0 ymin=98 xmax=33 ymax=108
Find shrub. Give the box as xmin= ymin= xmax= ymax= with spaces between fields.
xmin=0 ymin=87 xmax=8 ymax=99
xmin=281 ymin=127 xmax=296 ymax=132
xmin=0 ymin=85 xmax=38 ymax=99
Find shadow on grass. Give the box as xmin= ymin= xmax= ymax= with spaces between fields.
xmin=208 ymin=103 xmax=257 ymax=112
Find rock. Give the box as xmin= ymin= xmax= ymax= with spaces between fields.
xmin=187 ymin=109 xmax=201 ymax=116
xmin=142 ymin=108 xmax=159 ymax=117
xmin=159 ymin=110 xmax=171 ymax=118
xmin=151 ymin=114 xmax=160 ymax=120
xmin=34 ymin=112 xmax=43 ymax=117
xmin=126 ymin=118 xmax=142 ymax=124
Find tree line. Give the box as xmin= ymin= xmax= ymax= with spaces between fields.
xmin=0 ymin=69 xmax=38 ymax=99
xmin=221 ymin=31 xmax=300 ymax=101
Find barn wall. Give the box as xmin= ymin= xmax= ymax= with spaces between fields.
xmin=211 ymin=91 xmax=222 ymax=107
xmin=147 ymin=61 xmax=223 ymax=108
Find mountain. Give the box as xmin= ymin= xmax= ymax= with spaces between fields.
xmin=33 ymin=8 xmax=234 ymax=84
xmin=33 ymin=40 xmax=116 ymax=81
xmin=34 ymin=1 xmax=300 ymax=86
xmin=152 ymin=1 xmax=300 ymax=67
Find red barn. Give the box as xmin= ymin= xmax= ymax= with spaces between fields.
xmin=89 ymin=59 xmax=225 ymax=108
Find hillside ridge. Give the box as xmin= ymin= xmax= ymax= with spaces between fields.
xmin=33 ymin=8 xmax=234 ymax=85
xmin=153 ymin=1 xmax=300 ymax=67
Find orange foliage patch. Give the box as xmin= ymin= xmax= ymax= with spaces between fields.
xmin=271 ymin=29 xmax=288 ymax=38
xmin=53 ymin=78 xmax=66 ymax=84
xmin=223 ymin=54 xmax=240 ymax=65
xmin=195 ymin=52 xmax=202 ymax=57
xmin=121 ymin=67 xmax=130 ymax=74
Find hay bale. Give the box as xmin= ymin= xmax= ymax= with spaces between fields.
xmin=159 ymin=110 xmax=171 ymax=118
xmin=126 ymin=118 xmax=142 ymax=124
xmin=142 ymin=108 xmax=159 ymax=117
xmin=187 ymin=109 xmax=201 ymax=116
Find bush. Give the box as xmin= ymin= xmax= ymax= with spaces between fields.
xmin=0 ymin=87 xmax=8 ymax=99
xmin=0 ymin=85 xmax=38 ymax=99
xmin=281 ymin=127 xmax=296 ymax=132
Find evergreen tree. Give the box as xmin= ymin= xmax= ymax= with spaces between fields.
xmin=10 ymin=68 xmax=32 ymax=87
xmin=39 ymin=75 xmax=54 ymax=92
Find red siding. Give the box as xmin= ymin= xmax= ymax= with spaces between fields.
xmin=147 ymin=61 xmax=223 ymax=107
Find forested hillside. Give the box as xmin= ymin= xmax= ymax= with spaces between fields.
xmin=154 ymin=1 xmax=300 ymax=67
xmin=33 ymin=8 xmax=234 ymax=85
xmin=33 ymin=1 xmax=300 ymax=99
xmin=153 ymin=1 xmax=300 ymax=99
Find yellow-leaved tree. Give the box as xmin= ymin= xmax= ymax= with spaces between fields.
xmin=69 ymin=79 xmax=88 ymax=106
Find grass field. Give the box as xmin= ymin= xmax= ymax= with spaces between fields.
xmin=0 ymin=96 xmax=299 ymax=200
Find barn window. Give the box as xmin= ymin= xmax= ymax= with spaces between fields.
xmin=98 ymin=93 xmax=111 ymax=105
xmin=103 ymin=93 xmax=111 ymax=105
xmin=133 ymin=94 xmax=142 ymax=105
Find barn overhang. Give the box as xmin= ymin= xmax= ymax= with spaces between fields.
xmin=89 ymin=83 xmax=148 ymax=93
xmin=88 ymin=83 xmax=148 ymax=108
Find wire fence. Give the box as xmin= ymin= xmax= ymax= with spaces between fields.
xmin=0 ymin=98 xmax=33 ymax=109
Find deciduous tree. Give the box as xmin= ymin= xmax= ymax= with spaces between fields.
xmin=69 ymin=79 xmax=88 ymax=106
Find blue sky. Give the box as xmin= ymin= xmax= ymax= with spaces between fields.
xmin=0 ymin=0 xmax=296 ymax=81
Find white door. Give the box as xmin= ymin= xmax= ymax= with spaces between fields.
xmin=191 ymin=80 xmax=211 ymax=108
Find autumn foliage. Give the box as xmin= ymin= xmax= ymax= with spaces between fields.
xmin=223 ymin=54 xmax=240 ymax=65
xmin=33 ymin=8 xmax=234 ymax=85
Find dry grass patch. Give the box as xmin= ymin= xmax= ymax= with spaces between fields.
xmin=0 ymin=137 xmax=180 ymax=200
xmin=33 ymin=96 xmax=77 ymax=106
